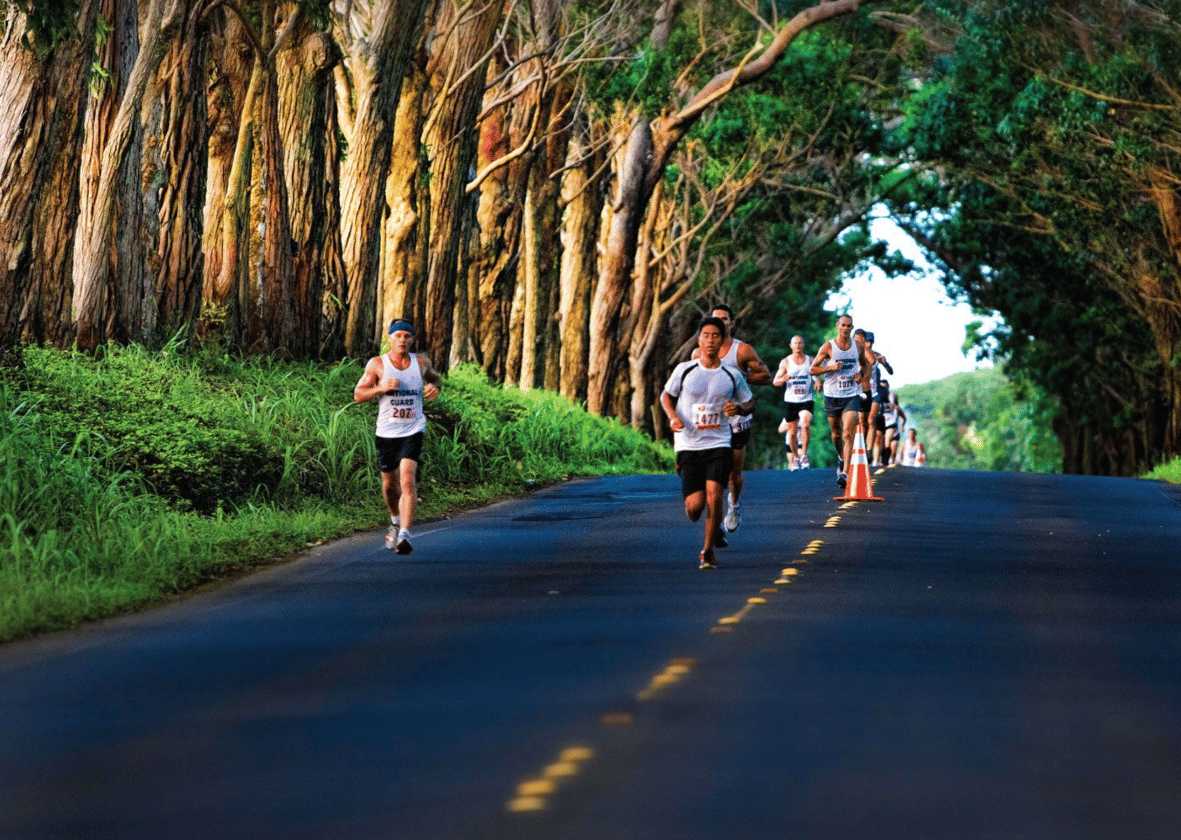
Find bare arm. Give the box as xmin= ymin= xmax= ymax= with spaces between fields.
xmin=353 ymin=357 xmax=395 ymax=403
xmin=809 ymin=342 xmax=837 ymax=376
xmin=738 ymin=343 xmax=772 ymax=386
xmin=416 ymin=354 xmax=442 ymax=402
xmin=660 ymin=390 xmax=684 ymax=432
xmin=772 ymin=357 xmax=791 ymax=387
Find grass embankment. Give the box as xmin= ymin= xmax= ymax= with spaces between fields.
xmin=1145 ymin=459 xmax=1181 ymax=484
xmin=0 ymin=345 xmax=673 ymax=643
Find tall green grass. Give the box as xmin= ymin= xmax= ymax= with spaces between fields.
xmin=1145 ymin=458 xmax=1181 ymax=484
xmin=0 ymin=348 xmax=672 ymax=642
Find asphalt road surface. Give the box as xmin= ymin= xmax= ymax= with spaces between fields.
xmin=3 ymin=465 xmax=1181 ymax=839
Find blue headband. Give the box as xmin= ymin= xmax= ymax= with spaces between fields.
xmin=388 ymin=319 xmax=415 ymax=335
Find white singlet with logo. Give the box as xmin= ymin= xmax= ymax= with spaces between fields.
xmin=783 ymin=355 xmax=814 ymax=403
xmin=376 ymin=353 xmax=426 ymax=439
xmin=664 ymin=361 xmax=753 ymax=452
xmin=884 ymin=391 xmax=899 ymax=426
xmin=901 ymin=439 xmax=919 ymax=466
xmin=721 ymin=339 xmax=752 ymax=432
xmin=822 ymin=339 xmax=861 ymax=399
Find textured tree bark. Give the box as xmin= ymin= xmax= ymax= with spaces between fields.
xmin=151 ymin=3 xmax=211 ymax=346
xmin=557 ymin=118 xmax=601 ymax=404
xmin=72 ymin=0 xmax=174 ymax=350
xmin=0 ymin=2 xmax=98 ymax=347
xmin=421 ymin=0 xmax=505 ymax=368
xmin=77 ymin=0 xmax=152 ymax=346
xmin=338 ymin=0 xmax=431 ymax=355
xmin=202 ymin=10 xmax=260 ymax=347
xmin=275 ymin=9 xmax=341 ymax=357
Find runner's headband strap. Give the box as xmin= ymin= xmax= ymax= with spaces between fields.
xmin=388 ymin=319 xmax=415 ymax=335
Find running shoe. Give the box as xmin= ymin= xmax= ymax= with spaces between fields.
xmin=788 ymin=460 xmax=798 ymax=471
xmin=715 ymin=526 xmax=728 ymax=548
xmin=838 ymin=472 xmax=847 ymax=489
xmin=800 ymin=456 xmax=810 ymax=469
xmin=724 ymin=501 xmax=741 ymax=533
xmin=395 ymin=529 xmax=414 ymax=555
xmin=698 ymin=549 xmax=717 ymax=569
xmin=384 ymin=525 xmax=398 ymax=551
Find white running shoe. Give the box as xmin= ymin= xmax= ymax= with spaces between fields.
xmin=788 ymin=459 xmax=799 ymax=471
xmin=395 ymin=529 xmax=413 ymax=555
xmin=800 ymin=456 xmax=810 ymax=469
xmin=724 ymin=501 xmax=741 ymax=533
xmin=384 ymin=525 xmax=398 ymax=551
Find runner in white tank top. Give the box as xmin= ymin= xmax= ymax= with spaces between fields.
xmin=772 ymin=334 xmax=816 ymax=470
xmin=811 ymin=314 xmax=874 ymax=490
xmin=355 ymin=319 xmax=442 ymax=554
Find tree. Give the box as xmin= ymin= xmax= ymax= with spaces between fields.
xmin=0 ymin=1 xmax=98 ymax=346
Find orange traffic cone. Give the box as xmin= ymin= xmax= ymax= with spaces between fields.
xmin=834 ymin=429 xmax=884 ymax=501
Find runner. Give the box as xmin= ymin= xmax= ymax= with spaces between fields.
xmin=772 ymin=335 xmax=816 ymax=470
xmin=692 ymin=304 xmax=771 ymax=534
xmin=354 ymin=319 xmax=442 ymax=554
xmin=862 ymin=331 xmax=893 ymax=463
xmin=878 ymin=378 xmax=906 ymax=467
xmin=810 ymin=314 xmax=875 ymax=489
xmin=662 ymin=317 xmax=755 ymax=569
xmin=900 ymin=428 xmax=926 ymax=467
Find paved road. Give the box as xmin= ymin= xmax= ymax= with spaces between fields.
xmin=3 ymin=466 xmax=1181 ymax=839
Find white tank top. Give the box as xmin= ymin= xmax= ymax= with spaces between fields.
xmin=902 ymin=439 xmax=919 ymax=466
xmin=783 ymin=354 xmax=813 ymax=403
xmin=720 ymin=339 xmax=751 ymax=432
xmin=376 ymin=354 xmax=426 ymax=438
xmin=822 ymin=339 xmax=861 ymax=399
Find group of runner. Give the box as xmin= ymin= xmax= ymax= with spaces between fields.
xmin=662 ymin=308 xmax=924 ymax=568
xmin=352 ymin=310 xmax=925 ymax=566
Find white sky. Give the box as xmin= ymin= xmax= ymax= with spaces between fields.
xmin=825 ymin=216 xmax=999 ymax=388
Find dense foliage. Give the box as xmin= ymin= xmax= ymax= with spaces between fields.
xmin=892 ymin=0 xmax=1181 ymax=474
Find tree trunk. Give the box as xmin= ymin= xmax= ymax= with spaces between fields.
xmin=381 ymin=69 xmax=429 ymax=340
xmin=586 ymin=117 xmax=653 ymax=415
xmin=338 ymin=0 xmax=432 ymax=356
xmin=151 ymin=3 xmax=211 ymax=345
xmin=276 ymin=10 xmax=341 ymax=357
xmin=76 ymin=0 xmax=152 ymax=346
xmin=202 ymin=9 xmax=257 ymax=347
xmin=421 ymin=0 xmax=504 ymax=367
xmin=0 ymin=3 xmax=98 ymax=347
xmin=72 ymin=0 xmax=175 ymax=351
xmin=557 ymin=117 xmax=600 ymax=404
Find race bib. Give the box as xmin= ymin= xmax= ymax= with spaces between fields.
xmin=692 ymin=402 xmax=724 ymax=431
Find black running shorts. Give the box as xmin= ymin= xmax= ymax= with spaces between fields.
xmin=783 ymin=400 xmax=814 ymax=423
xmin=676 ymin=448 xmax=733 ymax=498
xmin=376 ymin=431 xmax=424 ymax=473
xmin=824 ymin=395 xmax=861 ymax=417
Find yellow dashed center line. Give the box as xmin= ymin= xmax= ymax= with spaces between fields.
xmin=507 ymin=494 xmax=868 ymax=814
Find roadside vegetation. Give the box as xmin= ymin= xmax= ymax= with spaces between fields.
xmin=0 ymin=344 xmax=672 ymax=643
xmin=897 ymin=368 xmax=1062 ymax=474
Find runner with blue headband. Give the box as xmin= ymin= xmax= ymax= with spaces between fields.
xmin=354 ymin=319 xmax=442 ymax=554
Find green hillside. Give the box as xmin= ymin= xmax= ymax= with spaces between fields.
xmin=896 ymin=368 xmax=1062 ymax=473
